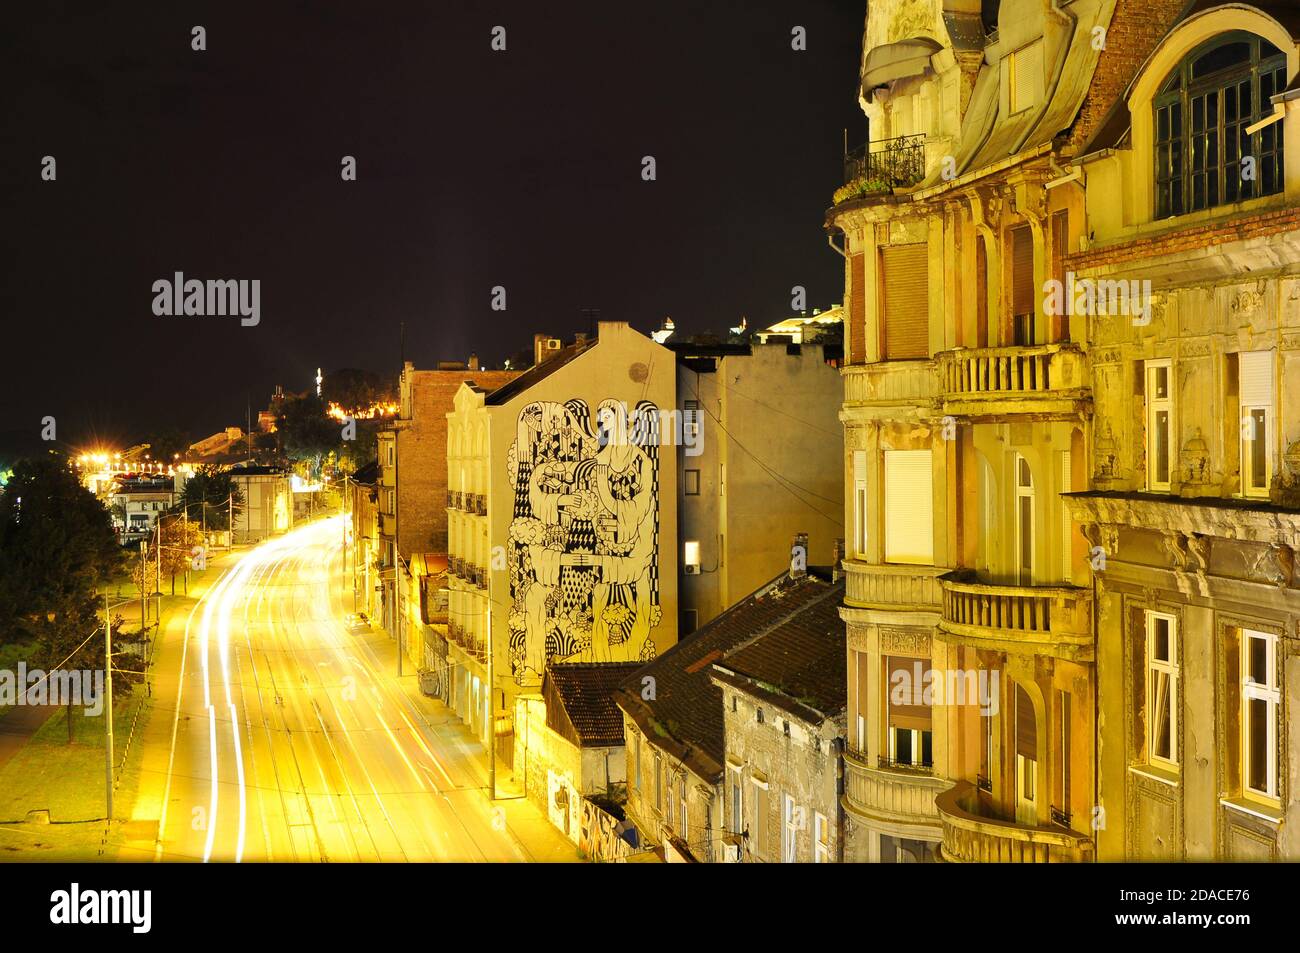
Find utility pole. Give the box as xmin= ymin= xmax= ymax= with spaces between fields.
xmin=104 ymin=593 xmax=114 ymax=822
xmin=155 ymin=519 xmax=162 ymax=621
xmin=139 ymin=540 xmax=147 ymax=627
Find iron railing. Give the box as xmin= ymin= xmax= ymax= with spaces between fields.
xmin=842 ymin=133 xmax=925 ymax=193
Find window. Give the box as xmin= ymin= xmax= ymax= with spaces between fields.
xmin=1239 ymin=351 xmax=1274 ymax=498
xmin=1145 ymin=360 xmax=1173 ymax=491
xmin=1050 ymin=210 xmax=1070 ymax=341
xmin=1060 ymin=449 xmax=1073 ymax=582
xmin=680 ymin=609 xmax=697 ymax=636
xmin=719 ymin=463 xmax=725 ymax=497
xmin=748 ymin=778 xmax=768 ymax=859
xmin=885 ymin=656 xmax=932 ymax=769
xmin=683 ymin=401 xmax=700 ymax=441
xmin=1011 ymin=224 xmax=1035 ymax=346
xmin=883 ymin=449 xmax=933 ymax=564
xmin=1015 ymin=454 xmax=1035 ymax=585
xmin=852 ymin=450 xmax=869 ymax=556
xmin=654 ymin=752 xmax=663 ymax=811
xmin=1055 ymin=690 xmax=1071 ymax=825
xmin=880 ymin=243 xmax=929 ymax=360
xmin=756 ymin=707 xmax=764 ymax=725
xmin=1154 ymin=33 xmax=1286 ymax=218
xmin=683 ymin=540 xmax=701 ymax=574
xmin=851 ymin=649 xmax=869 ymax=754
xmin=782 ymin=795 xmax=798 ymax=863
xmin=1146 ymin=611 xmax=1179 ymax=768
xmin=678 ymin=776 xmax=688 ymax=839
xmin=666 ymin=772 xmax=675 ymax=830
xmin=634 ymin=732 xmax=642 ymax=791
xmin=684 ymin=469 xmax=700 ymax=495
xmin=814 ymin=812 xmax=831 ymax=863
xmin=1242 ymin=629 xmax=1279 ymax=800
xmin=1008 ymin=41 xmax=1043 ymax=113
xmin=728 ymin=765 xmax=743 ymax=834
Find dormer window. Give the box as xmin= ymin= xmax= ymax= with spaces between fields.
xmin=1153 ymin=32 xmax=1287 ymax=218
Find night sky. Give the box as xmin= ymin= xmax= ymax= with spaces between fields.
xmin=0 ymin=1 xmax=865 ymax=456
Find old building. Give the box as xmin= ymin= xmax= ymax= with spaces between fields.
xmin=710 ymin=563 xmax=846 ymax=863
xmin=442 ymin=322 xmax=679 ymax=770
xmin=615 ymin=560 xmax=840 ymax=862
xmin=376 ymin=360 xmax=519 ymax=666
xmin=1062 ymin=1 xmax=1300 ymax=860
xmin=671 ymin=335 xmax=844 ymax=632
xmin=109 ymin=474 xmax=178 ymax=544
xmin=346 ymin=460 xmax=381 ymax=620
xmin=228 ymin=465 xmax=292 ymax=544
xmin=828 ymin=0 xmax=1191 ymax=862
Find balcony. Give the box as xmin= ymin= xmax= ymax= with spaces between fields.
xmin=843 ymin=560 xmax=943 ymax=614
xmin=843 ymin=745 xmax=950 ymax=833
xmin=935 ymin=343 xmax=1089 ymax=420
xmin=841 ymin=361 xmax=936 ymax=419
xmin=835 ymin=134 xmax=925 ymax=205
xmin=938 ymin=571 xmax=1093 ymax=661
xmin=937 ymin=782 xmax=1093 ymax=863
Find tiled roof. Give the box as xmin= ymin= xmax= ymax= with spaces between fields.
xmin=544 ymin=662 xmax=644 ymax=748
xmin=615 ymin=568 xmax=839 ymax=783
xmin=712 ymin=577 xmax=846 ymax=723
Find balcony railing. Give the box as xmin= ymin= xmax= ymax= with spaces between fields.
xmin=844 ymin=560 xmax=944 ymax=612
xmin=839 ymin=134 xmax=925 ymax=201
xmin=937 ymin=781 xmax=1093 ymax=863
xmin=841 ymin=361 xmax=937 ymax=408
xmin=934 ymin=344 xmax=1088 ymax=418
xmin=938 ymin=571 xmax=1092 ymax=657
xmin=843 ymin=745 xmax=950 ymax=829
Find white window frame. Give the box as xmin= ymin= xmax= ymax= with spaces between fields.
xmin=727 ymin=764 xmax=743 ymax=835
xmin=1145 ymin=610 xmax=1180 ymax=769
xmin=1014 ymin=453 xmax=1035 ymax=585
xmin=748 ymin=776 xmax=768 ymax=859
xmin=1145 ymin=360 xmax=1174 ymax=491
xmin=678 ymin=775 xmax=688 ymax=840
xmin=782 ymin=794 xmax=798 ymax=863
xmin=852 ymin=450 xmax=868 ymax=556
xmin=814 ymin=812 xmax=831 ymax=863
xmin=888 ymin=726 xmax=931 ymax=768
xmin=1239 ymin=352 xmax=1274 ymax=500
xmin=1241 ymin=628 xmax=1280 ymax=801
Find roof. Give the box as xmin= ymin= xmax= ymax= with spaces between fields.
xmin=349 ymin=460 xmax=380 ymax=485
xmin=543 ymin=662 xmax=644 ymax=748
xmin=485 ymin=337 xmax=597 ymax=406
xmin=614 ymin=568 xmax=840 ymax=783
xmin=227 ymin=465 xmax=286 ymax=476
xmin=711 ymin=577 xmax=847 ymax=725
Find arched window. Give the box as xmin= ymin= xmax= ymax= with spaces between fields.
xmin=1153 ymin=32 xmax=1287 ymax=217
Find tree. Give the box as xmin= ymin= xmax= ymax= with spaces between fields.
xmin=134 ymin=516 xmax=204 ymax=597
xmin=321 ymin=368 xmax=396 ymax=412
xmin=177 ymin=466 xmax=244 ymax=532
xmin=279 ymin=393 xmax=342 ymax=479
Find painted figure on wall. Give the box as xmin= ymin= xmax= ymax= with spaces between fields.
xmin=506 ymin=398 xmax=662 ymax=683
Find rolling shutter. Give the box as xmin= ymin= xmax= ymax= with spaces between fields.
xmin=1015 ymin=685 xmax=1037 ymax=759
xmin=881 ymin=243 xmax=929 ymax=359
xmin=1239 ymin=351 xmax=1274 ymax=407
xmin=1011 ymin=41 xmax=1043 ymax=112
xmin=887 ymin=655 xmax=932 ymax=731
xmin=884 ymin=449 xmax=933 ymax=564
xmin=1012 ymin=225 xmax=1035 ymax=316
xmin=849 ymin=252 xmax=866 ymax=364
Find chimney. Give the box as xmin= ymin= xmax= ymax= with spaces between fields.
xmin=832 ymin=538 xmax=845 ymax=583
xmin=791 ymin=532 xmax=809 ymax=579
xmin=467 ymin=352 xmax=480 ymax=371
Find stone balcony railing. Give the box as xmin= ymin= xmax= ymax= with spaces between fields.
xmin=936 ymin=781 xmax=1094 ymax=863
xmin=843 ymin=559 xmax=944 ymax=613
xmin=937 ymin=571 xmax=1092 ymax=660
xmin=843 ymin=745 xmax=951 ymax=831
xmin=934 ymin=343 xmax=1089 ymax=420
xmin=842 ymin=361 xmax=937 ymax=415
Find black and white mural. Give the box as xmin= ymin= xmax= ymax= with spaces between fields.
xmin=505 ymin=398 xmax=662 ymax=683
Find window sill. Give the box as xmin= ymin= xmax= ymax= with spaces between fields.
xmin=1128 ymin=763 xmax=1180 ymax=788
xmin=1220 ymin=796 xmax=1283 ymax=825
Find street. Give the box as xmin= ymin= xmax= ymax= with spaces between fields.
xmin=147 ymin=516 xmax=539 ymax=862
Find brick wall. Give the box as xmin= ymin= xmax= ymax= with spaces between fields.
xmin=1066 ymin=205 xmax=1300 ymax=271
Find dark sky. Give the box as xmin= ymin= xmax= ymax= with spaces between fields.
xmin=0 ymin=1 xmax=865 ymax=456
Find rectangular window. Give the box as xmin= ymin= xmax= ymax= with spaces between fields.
xmin=1145 ymin=360 xmax=1173 ymax=491
xmin=885 ymin=655 xmax=932 ymax=768
xmin=850 ymin=649 xmax=869 ymax=754
xmin=678 ymin=776 xmax=688 ymax=839
xmin=684 ymin=469 xmax=701 ymax=495
xmin=1008 ymin=41 xmax=1043 ymax=113
xmin=1239 ymin=351 xmax=1274 ymax=499
xmin=1051 ymin=210 xmax=1070 ymax=341
xmin=1146 ymin=611 xmax=1179 ymax=768
xmin=654 ymin=752 xmax=663 ymax=812
xmin=883 ymin=450 xmax=933 ymax=564
xmin=1242 ymin=628 xmax=1279 ymax=800
xmin=880 ymin=243 xmax=929 ymax=360
xmin=848 ymin=251 xmax=866 ymax=364
xmin=634 ymin=733 xmax=642 ymax=791
xmin=728 ymin=765 xmax=743 ymax=835
xmin=749 ymin=779 xmax=768 ymax=859
xmin=1060 ymin=449 xmax=1073 ymax=582
xmin=814 ymin=812 xmax=831 ymax=863
xmin=782 ymin=795 xmax=797 ymax=863
xmin=665 ymin=771 xmax=675 ymax=830
xmin=683 ymin=401 xmax=700 ymax=441
xmin=1011 ymin=224 xmax=1035 ymax=346
xmin=852 ymin=450 xmax=868 ymax=556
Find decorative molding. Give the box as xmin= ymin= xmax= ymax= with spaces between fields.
xmin=879 ymin=626 xmax=932 ymax=657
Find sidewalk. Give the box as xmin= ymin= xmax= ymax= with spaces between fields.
xmin=355 ymin=629 xmax=579 ymax=863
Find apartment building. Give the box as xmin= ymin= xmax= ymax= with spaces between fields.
xmin=1062 ymin=1 xmax=1300 ymax=860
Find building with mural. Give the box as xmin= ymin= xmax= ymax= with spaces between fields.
xmin=442 ymin=321 xmax=679 ymax=766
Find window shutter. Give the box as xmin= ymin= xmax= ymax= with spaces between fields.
xmin=884 ymin=449 xmax=933 ymax=564
xmin=887 ymin=655 xmax=932 ymax=731
xmin=849 ymin=252 xmax=866 ymax=364
xmin=1239 ymin=351 xmax=1274 ymax=407
xmin=881 ymin=243 xmax=929 ymax=359
xmin=1061 ymin=450 xmax=1072 ymax=581
xmin=1016 ymin=685 xmax=1037 ymax=759
xmin=1012 ymin=225 xmax=1035 ymax=316
xmin=853 ymin=449 xmax=867 ymax=483
xmin=1011 ymin=42 xmax=1043 ymax=112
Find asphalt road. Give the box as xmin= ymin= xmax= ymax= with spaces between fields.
xmin=153 ymin=516 xmax=528 ymax=862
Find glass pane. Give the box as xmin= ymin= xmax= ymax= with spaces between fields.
xmin=1152 ymin=671 xmax=1172 ymax=761
xmin=921 ymin=730 xmax=933 ymax=767
xmin=894 ymin=728 xmax=913 ymax=764
xmin=1155 ymin=410 xmax=1170 ymax=483
xmin=1247 ymin=698 xmax=1268 ymax=791
xmin=1247 ymin=634 xmax=1268 ymax=685
xmin=1192 ymin=41 xmax=1250 ymax=79
xmin=1018 ymin=456 xmax=1032 ymax=487
xmin=1153 ymin=617 xmax=1170 ymax=662
xmin=1250 ymin=410 xmax=1267 ymax=489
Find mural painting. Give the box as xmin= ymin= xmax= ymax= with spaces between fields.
xmin=506 ymin=399 xmax=662 ymax=684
